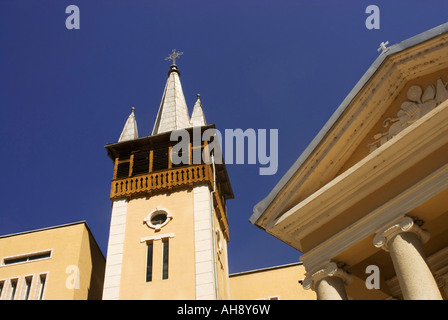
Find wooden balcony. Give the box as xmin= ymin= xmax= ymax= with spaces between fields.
xmin=110 ymin=164 xmax=229 ymax=239
xmin=111 ymin=164 xmax=213 ymax=199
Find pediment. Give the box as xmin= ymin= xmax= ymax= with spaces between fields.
xmin=278 ymin=39 xmax=448 ymax=221
xmin=337 ymin=68 xmax=448 ymax=175
xmin=251 ymin=25 xmax=448 ymax=232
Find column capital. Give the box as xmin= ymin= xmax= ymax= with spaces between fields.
xmin=373 ymin=216 xmax=430 ymax=252
xmin=302 ymin=262 xmax=353 ymax=290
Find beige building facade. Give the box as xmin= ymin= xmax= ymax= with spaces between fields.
xmin=0 ymin=222 xmax=105 ymax=300
xmin=251 ymin=22 xmax=448 ymax=300
xmin=230 ymin=262 xmax=315 ymax=300
xmin=4 ymin=23 xmax=448 ymax=301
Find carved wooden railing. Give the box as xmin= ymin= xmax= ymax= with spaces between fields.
xmin=110 ymin=164 xmax=213 ymax=199
xmin=110 ymin=163 xmax=230 ymax=239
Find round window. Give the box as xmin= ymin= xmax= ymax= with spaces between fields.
xmin=151 ymin=213 xmax=167 ymax=226
xmin=144 ymin=207 xmax=172 ymax=230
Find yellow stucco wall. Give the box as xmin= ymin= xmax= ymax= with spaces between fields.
xmin=76 ymin=225 xmax=107 ymax=300
xmin=229 ymin=263 xmax=316 ymax=300
xmin=119 ymin=190 xmax=197 ymax=299
xmin=0 ymin=222 xmax=105 ymax=300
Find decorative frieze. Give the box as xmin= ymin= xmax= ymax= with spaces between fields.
xmin=369 ymin=77 xmax=448 ymax=152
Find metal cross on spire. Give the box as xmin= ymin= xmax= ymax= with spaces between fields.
xmin=165 ymin=49 xmax=184 ymax=65
xmin=377 ymin=41 xmax=390 ymax=54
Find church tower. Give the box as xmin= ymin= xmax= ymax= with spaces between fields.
xmin=102 ymin=51 xmax=234 ymax=300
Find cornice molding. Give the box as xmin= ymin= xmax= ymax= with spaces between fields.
xmin=269 ymin=101 xmax=448 ymax=252
xmin=140 ymin=233 xmax=175 ymax=243
xmin=299 ymin=162 xmax=448 ymax=272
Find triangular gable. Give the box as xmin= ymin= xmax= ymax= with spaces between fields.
xmin=251 ymin=22 xmax=448 ymax=231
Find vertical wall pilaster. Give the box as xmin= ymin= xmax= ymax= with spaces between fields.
xmin=193 ymin=185 xmax=217 ymax=300
xmin=102 ymin=199 xmax=128 ymax=300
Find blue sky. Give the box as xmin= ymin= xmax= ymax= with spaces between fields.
xmin=1 ymin=0 xmax=447 ymax=274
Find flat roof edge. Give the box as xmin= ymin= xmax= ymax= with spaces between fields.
xmin=229 ymin=261 xmax=303 ymax=277
xmin=0 ymin=221 xmax=89 ymax=239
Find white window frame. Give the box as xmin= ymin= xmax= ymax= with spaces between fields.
xmin=6 ymin=277 xmax=19 ymax=300
xmin=34 ymin=272 xmax=49 ymax=300
xmin=19 ymin=274 xmax=34 ymax=300
xmin=141 ymin=234 xmax=175 ymax=283
xmin=0 ymin=278 xmax=6 ymax=300
xmin=1 ymin=249 xmax=53 ymax=267
xmin=143 ymin=207 xmax=173 ymax=231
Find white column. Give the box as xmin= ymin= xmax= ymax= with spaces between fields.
xmin=102 ymin=199 xmax=128 ymax=300
xmin=193 ymin=185 xmax=217 ymax=300
xmin=302 ymin=262 xmax=352 ymax=300
xmin=374 ymin=216 xmax=442 ymax=300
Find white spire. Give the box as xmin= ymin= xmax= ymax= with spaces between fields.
xmin=118 ymin=107 xmax=138 ymax=142
xmin=190 ymin=94 xmax=207 ymax=127
xmin=151 ymin=64 xmax=191 ymax=135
